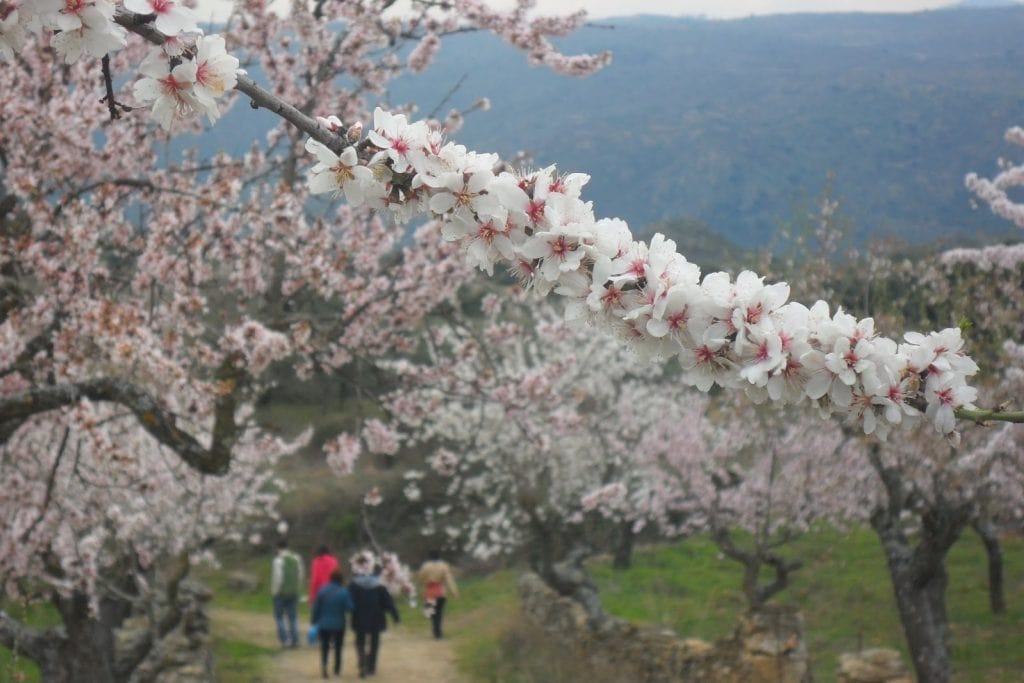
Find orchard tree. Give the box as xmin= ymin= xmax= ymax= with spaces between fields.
xmin=379 ymin=292 xmax=694 ymax=623
xmin=855 ymin=340 xmax=1024 ymax=682
xmin=0 ymin=405 xmax=308 ymax=681
xmin=762 ymin=189 xmax=1024 ymax=681
xmin=0 ymin=0 xmax=608 ymax=680
xmin=669 ymin=401 xmax=852 ymax=610
xmin=586 ymin=395 xmax=856 ymax=610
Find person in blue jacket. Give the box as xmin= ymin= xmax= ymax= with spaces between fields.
xmin=311 ymin=568 xmax=355 ymax=678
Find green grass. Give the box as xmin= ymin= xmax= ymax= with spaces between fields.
xmin=196 ymin=552 xmax=281 ymax=614
xmin=0 ymin=601 xmax=61 ymax=683
xmin=445 ymin=529 xmax=1024 ymax=682
xmin=447 ymin=569 xmax=523 ymax=680
xmin=211 ymin=637 xmax=277 ymax=683
xmin=589 ymin=529 xmax=1024 ymax=682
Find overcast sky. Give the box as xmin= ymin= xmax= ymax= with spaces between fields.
xmin=196 ymin=0 xmax=1020 ymax=24
xmin=487 ymin=0 xmax=968 ymax=19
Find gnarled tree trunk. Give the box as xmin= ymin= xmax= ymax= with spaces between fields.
xmin=868 ymin=445 xmax=969 ymax=683
xmin=37 ymin=591 xmax=131 ymax=683
xmin=973 ymin=520 xmax=1006 ymax=614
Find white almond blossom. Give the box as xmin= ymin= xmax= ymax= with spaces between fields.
xmin=50 ymin=0 xmax=125 ymax=64
xmin=192 ymin=35 xmax=239 ymax=111
xmin=304 ymin=139 xmax=378 ymax=206
xmin=132 ymin=49 xmax=203 ymax=130
xmin=123 ymin=0 xmax=197 ymax=37
xmin=0 ymin=5 xmax=24 ymax=60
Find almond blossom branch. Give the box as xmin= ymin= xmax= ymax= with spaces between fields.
xmin=113 ymin=11 xmax=348 ymax=152
xmin=300 ymin=108 xmax=988 ymax=440
xmin=955 ymin=407 xmax=1024 ymax=425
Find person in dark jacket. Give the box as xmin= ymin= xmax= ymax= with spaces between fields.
xmin=311 ymin=568 xmax=355 ymax=678
xmin=348 ymin=554 xmax=400 ymax=678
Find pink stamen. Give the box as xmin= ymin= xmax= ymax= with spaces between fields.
xmin=526 ymin=199 xmax=545 ymax=224
xmin=696 ymin=346 xmax=716 ymax=364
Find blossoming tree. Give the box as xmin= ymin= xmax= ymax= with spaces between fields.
xmin=755 ymin=200 xmax=1024 ymax=681
xmin=594 ymin=397 xmax=855 ymax=610
xmin=377 ymin=293 xmax=682 ymax=622
xmin=0 ymin=0 xmax=608 ymax=680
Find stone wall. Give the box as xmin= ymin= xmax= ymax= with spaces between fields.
xmin=837 ymin=649 xmax=911 ymax=683
xmin=518 ymin=572 xmax=811 ymax=683
xmin=116 ymin=579 xmax=215 ymax=683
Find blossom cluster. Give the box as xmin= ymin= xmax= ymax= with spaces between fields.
xmin=133 ymin=35 xmax=240 ymax=129
xmin=966 ymin=126 xmax=1024 ymax=230
xmin=348 ymin=549 xmax=416 ymax=599
xmin=0 ymin=0 xmax=237 ymax=129
xmin=940 ymin=242 xmax=1024 ymax=272
xmin=306 ymin=108 xmax=980 ymax=439
xmin=0 ymin=0 xmax=127 ymax=64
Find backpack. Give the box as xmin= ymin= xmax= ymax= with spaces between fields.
xmin=279 ymin=552 xmax=300 ymax=598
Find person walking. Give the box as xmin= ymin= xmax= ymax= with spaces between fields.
xmin=417 ymin=549 xmax=459 ymax=639
xmin=348 ymin=553 xmax=400 ymax=678
xmin=271 ymin=539 xmax=304 ymax=648
xmin=311 ymin=568 xmax=355 ymax=679
xmin=309 ymin=545 xmax=341 ymax=606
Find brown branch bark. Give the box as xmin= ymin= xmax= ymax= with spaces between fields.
xmin=0 ymin=357 xmax=244 ymax=475
xmin=113 ymin=11 xmax=351 ymax=155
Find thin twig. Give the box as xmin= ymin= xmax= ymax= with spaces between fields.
xmin=100 ymin=55 xmax=133 ymax=121
xmin=427 ymin=73 xmax=467 ymax=120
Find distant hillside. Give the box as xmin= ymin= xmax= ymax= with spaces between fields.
xmin=199 ymin=8 xmax=1024 ymax=247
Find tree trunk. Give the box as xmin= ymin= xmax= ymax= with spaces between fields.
xmin=866 ymin=443 xmax=968 ymax=683
xmin=37 ymin=591 xmax=132 ymax=683
xmin=973 ymin=520 xmax=1006 ymax=614
xmin=612 ymin=520 xmax=635 ymax=571
xmin=885 ymin=555 xmax=952 ymax=683
xmin=41 ymin=597 xmax=115 ymax=683
xmin=870 ymin=504 xmax=966 ymax=683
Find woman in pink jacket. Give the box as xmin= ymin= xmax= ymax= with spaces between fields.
xmin=309 ymin=545 xmax=340 ymax=606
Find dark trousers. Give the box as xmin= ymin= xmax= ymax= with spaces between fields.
xmin=319 ymin=628 xmax=345 ymax=674
xmin=430 ymin=597 xmax=447 ymax=639
xmin=354 ymin=629 xmax=381 ymax=675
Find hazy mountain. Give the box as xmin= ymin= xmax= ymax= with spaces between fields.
xmin=197 ymin=7 xmax=1024 ymax=248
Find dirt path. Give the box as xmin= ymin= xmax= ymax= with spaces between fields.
xmin=212 ymin=607 xmax=469 ymax=682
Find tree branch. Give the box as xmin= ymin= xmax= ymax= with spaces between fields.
xmin=955 ymin=407 xmax=1024 ymax=424
xmin=0 ymin=610 xmax=61 ymax=665
xmin=0 ymin=358 xmax=244 ymax=475
xmin=100 ymin=55 xmax=133 ymax=122
xmin=113 ymin=11 xmax=351 ymax=155
xmin=755 ymin=551 xmax=803 ymax=606
xmin=114 ymin=552 xmax=192 ymax=679
xmin=55 ymin=177 xmax=236 ymax=215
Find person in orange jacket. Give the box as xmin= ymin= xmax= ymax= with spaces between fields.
xmin=309 ymin=545 xmax=340 ymax=606
xmin=416 ymin=549 xmax=459 ymax=639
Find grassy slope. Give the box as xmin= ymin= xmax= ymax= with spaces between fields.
xmin=450 ymin=529 xmax=1024 ymax=682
